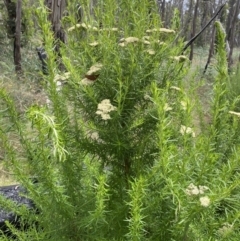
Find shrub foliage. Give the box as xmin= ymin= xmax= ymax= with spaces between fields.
xmin=0 ymin=1 xmax=240 ymax=240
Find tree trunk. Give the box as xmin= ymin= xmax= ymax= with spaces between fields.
xmin=45 ymin=0 xmax=66 ymax=51
xmin=226 ymin=0 xmax=235 ymax=41
xmin=204 ymin=26 xmax=216 ymax=73
xmin=14 ymin=0 xmax=22 ymax=74
xmin=190 ymin=0 xmax=200 ymax=61
xmin=182 ymin=0 xmax=193 ymax=41
xmin=227 ymin=0 xmax=240 ymax=68
xmin=3 ymin=0 xmax=16 ymax=38
xmin=44 ymin=0 xmax=66 ymax=72
xmin=160 ymin=0 xmax=166 ymax=23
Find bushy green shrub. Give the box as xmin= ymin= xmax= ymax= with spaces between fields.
xmin=0 ymin=1 xmax=240 ymax=240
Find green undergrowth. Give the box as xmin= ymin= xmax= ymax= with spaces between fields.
xmin=0 ymin=1 xmax=240 ymax=240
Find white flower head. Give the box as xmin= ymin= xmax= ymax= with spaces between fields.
xmin=89 ymin=41 xmax=99 ymax=47
xmin=97 ymin=99 xmax=116 ymax=113
xmin=56 ymin=81 xmax=62 ymax=91
xmin=142 ymin=40 xmax=151 ymax=45
xmin=124 ymin=37 xmax=139 ymax=43
xmin=86 ymin=131 xmax=99 ymax=140
xmin=185 ymin=183 xmax=209 ymax=196
xmin=146 ymin=28 xmax=175 ymax=34
xmin=172 ymin=55 xmax=188 ymax=62
xmin=101 ymin=113 xmax=111 ymax=120
xmin=67 ymin=24 xmax=81 ymax=32
xmin=54 ymin=72 xmax=70 ymax=82
xmin=142 ymin=36 xmax=150 ymax=40
xmin=118 ymin=42 xmax=126 ymax=47
xmin=46 ymin=98 xmax=51 ymax=107
xmin=81 ymin=78 xmax=94 ymax=85
xmin=145 ymin=49 xmax=155 ymax=55
xmin=96 ymin=99 xmax=117 ymax=120
xmin=185 ymin=183 xmax=199 ymax=196
xmin=86 ymin=63 xmax=103 ymax=75
xmin=180 ymin=125 xmax=195 ymax=137
xmin=164 ymin=103 xmax=172 ymax=112
xmin=144 ymin=94 xmax=151 ymax=100
xmin=118 ymin=37 xmax=139 ymax=47
xmin=180 ymin=101 xmax=187 ymax=110
xmin=218 ymin=223 xmax=233 ymax=237
xmin=229 ymin=111 xmax=240 ymax=117
xmin=170 ymin=86 xmax=181 ymax=91
xmin=199 ymin=196 xmax=210 ymax=207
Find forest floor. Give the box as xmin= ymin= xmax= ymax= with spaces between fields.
xmin=0 ymin=38 xmax=239 ymax=186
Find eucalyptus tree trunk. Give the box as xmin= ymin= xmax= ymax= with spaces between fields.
xmin=3 ymin=0 xmax=16 ymax=38
xmin=182 ymin=0 xmax=193 ymax=41
xmin=44 ymin=0 xmax=66 ymax=71
xmin=190 ymin=0 xmax=200 ymax=61
xmin=3 ymin=0 xmax=23 ymax=75
xmin=226 ymin=0 xmax=235 ymax=41
xmin=45 ymin=0 xmax=66 ymax=51
xmin=14 ymin=0 xmax=22 ymax=74
xmin=227 ymin=0 xmax=240 ymax=67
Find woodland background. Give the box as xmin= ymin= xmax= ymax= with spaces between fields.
xmin=0 ymin=0 xmax=240 ymax=73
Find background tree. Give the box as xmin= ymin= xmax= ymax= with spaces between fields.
xmin=227 ymin=0 xmax=240 ymax=67
xmin=44 ymin=0 xmax=66 ymax=53
xmin=14 ymin=0 xmax=22 ymax=74
xmin=190 ymin=0 xmax=199 ymax=60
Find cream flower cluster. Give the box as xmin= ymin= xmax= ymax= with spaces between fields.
xmin=185 ymin=183 xmax=209 ymax=196
xmin=96 ymin=99 xmax=117 ymax=120
xmin=185 ymin=183 xmax=210 ymax=207
xmin=180 ymin=125 xmax=196 ymax=137
xmin=217 ymin=223 xmax=233 ymax=237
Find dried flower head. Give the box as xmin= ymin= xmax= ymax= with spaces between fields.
xmin=199 ymin=196 xmax=210 ymax=207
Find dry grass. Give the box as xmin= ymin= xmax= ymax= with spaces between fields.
xmin=0 ymin=164 xmax=17 ymax=186
xmin=0 ymin=38 xmax=48 ymax=185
